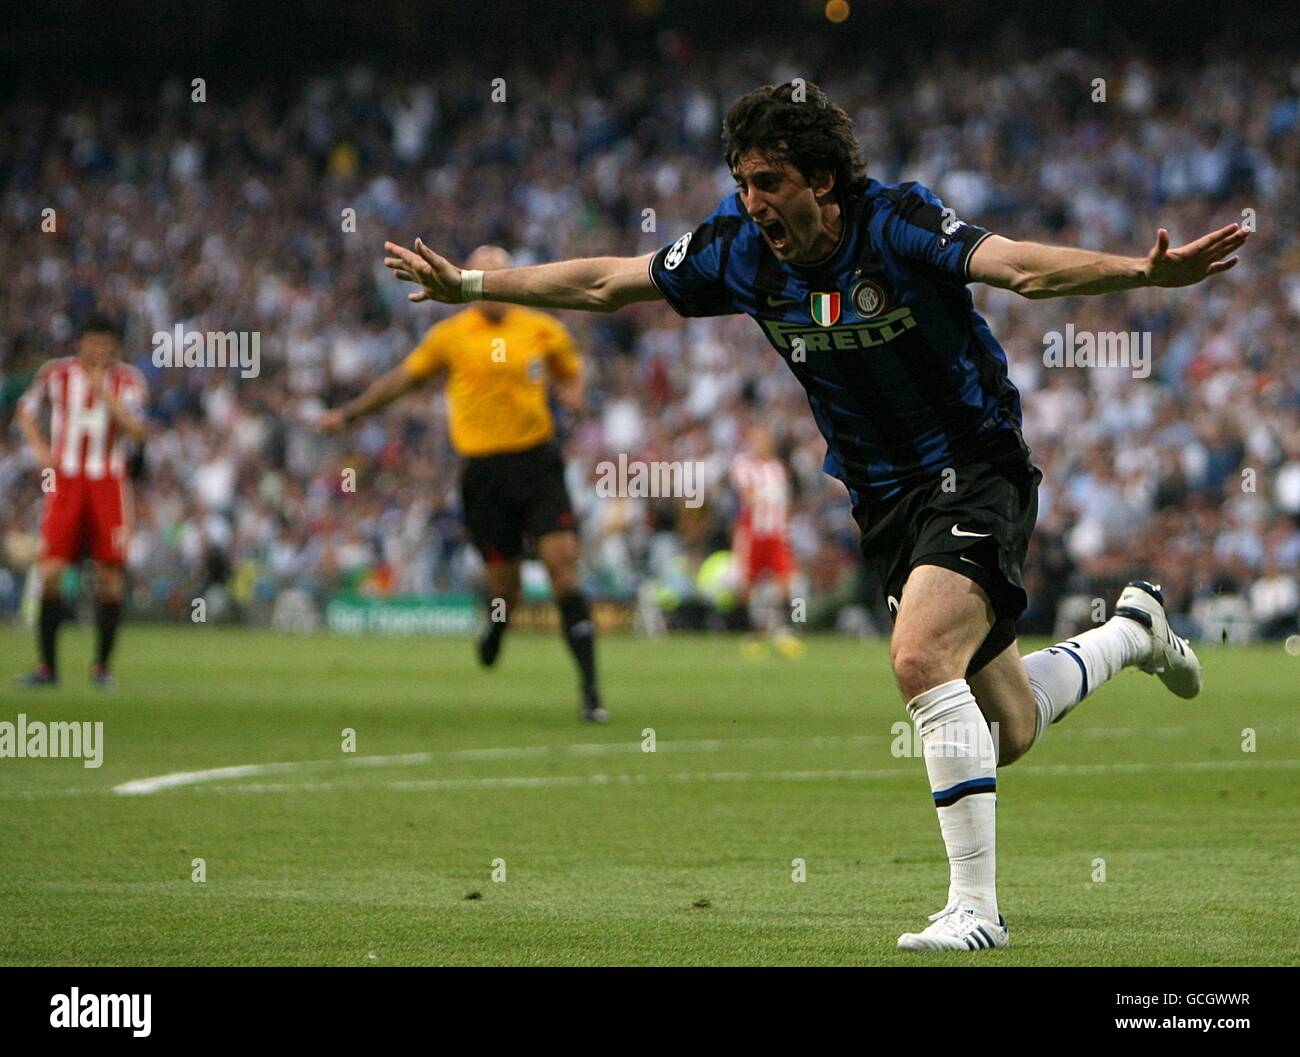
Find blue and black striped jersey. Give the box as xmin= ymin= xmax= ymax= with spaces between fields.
xmin=648 ymin=179 xmax=1027 ymax=509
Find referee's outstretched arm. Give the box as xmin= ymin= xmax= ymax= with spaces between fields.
xmin=318 ymin=361 xmax=426 ymax=432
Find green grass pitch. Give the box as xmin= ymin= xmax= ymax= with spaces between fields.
xmin=0 ymin=625 xmax=1296 ymax=966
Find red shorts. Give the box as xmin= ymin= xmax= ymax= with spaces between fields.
xmin=734 ymin=530 xmax=793 ymax=586
xmin=40 ymin=476 xmax=131 ymax=565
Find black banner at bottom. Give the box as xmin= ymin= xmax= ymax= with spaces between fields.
xmin=0 ymin=966 xmax=1291 ymax=1044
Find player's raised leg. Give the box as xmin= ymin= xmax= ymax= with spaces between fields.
xmin=965 ymin=641 xmax=1037 ymax=765
xmin=537 ymin=529 xmax=604 ymax=723
xmin=890 ymin=563 xmax=1008 ymax=951
xmin=971 ymin=580 xmax=1203 ymax=765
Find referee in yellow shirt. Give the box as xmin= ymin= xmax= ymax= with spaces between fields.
xmin=321 ymin=246 xmax=605 ymax=722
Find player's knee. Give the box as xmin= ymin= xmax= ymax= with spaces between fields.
xmin=39 ymin=562 xmax=66 ymax=599
xmin=547 ymin=564 xmax=580 ymax=596
xmin=997 ymin=721 xmax=1034 ymax=767
xmin=96 ymin=567 xmax=125 ymax=600
xmin=891 ymin=645 xmax=961 ymax=701
xmin=541 ymin=549 xmax=581 ymax=594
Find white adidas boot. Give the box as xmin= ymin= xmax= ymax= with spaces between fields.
xmin=897 ymin=903 xmax=1009 ymax=952
xmin=1114 ymin=580 xmax=1203 ymax=699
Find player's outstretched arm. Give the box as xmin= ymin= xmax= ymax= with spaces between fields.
xmin=969 ymin=223 xmax=1250 ymax=299
xmin=319 ymin=364 xmax=423 ymax=431
xmin=384 ymin=241 xmax=663 ymax=313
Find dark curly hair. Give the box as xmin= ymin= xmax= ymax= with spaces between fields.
xmin=80 ymin=311 xmax=123 ymax=340
xmin=722 ymin=81 xmax=868 ymax=197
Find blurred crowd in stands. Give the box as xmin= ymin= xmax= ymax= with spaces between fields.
xmin=1 ymin=37 xmax=1297 ymax=639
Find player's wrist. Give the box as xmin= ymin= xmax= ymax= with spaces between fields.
xmin=460 ymin=268 xmax=485 ymax=301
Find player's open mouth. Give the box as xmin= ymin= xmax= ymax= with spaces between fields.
xmin=760 ymin=219 xmax=789 ymax=251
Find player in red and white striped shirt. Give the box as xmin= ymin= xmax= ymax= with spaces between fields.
xmin=730 ymin=425 xmax=802 ymax=657
xmin=15 ymin=314 xmax=148 ymax=687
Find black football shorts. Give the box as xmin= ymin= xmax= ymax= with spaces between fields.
xmin=851 ymin=441 xmax=1042 ymax=675
xmin=460 ymin=441 xmax=577 ymax=563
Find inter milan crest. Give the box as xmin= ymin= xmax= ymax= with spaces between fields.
xmin=851 ymin=279 xmax=889 ymax=318
xmin=809 ymin=292 xmax=840 ymax=327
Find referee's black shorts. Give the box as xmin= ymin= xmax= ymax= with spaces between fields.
xmin=851 ymin=438 xmax=1042 ymax=676
xmin=460 ymin=441 xmax=577 ymax=563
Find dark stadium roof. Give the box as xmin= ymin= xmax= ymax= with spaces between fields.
xmin=4 ymin=0 xmax=1297 ymax=100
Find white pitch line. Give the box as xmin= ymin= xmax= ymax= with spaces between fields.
xmin=110 ymin=751 xmax=437 ymax=796
xmin=112 ymin=760 xmax=322 ymax=795
xmin=107 ymin=734 xmax=890 ymax=796
xmin=203 ymin=769 xmax=912 ymax=795
xmin=1014 ymin=759 xmax=1300 ymax=777
xmin=112 ymin=725 xmax=1232 ymax=795
xmin=179 ymin=758 xmax=1300 ymax=797
xmin=0 ymin=786 xmax=103 ymax=799
xmin=0 ymin=725 xmax=1281 ymax=799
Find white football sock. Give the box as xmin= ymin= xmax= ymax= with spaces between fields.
xmin=1022 ymin=617 xmax=1148 ymax=745
xmin=907 ymin=678 xmax=998 ymax=922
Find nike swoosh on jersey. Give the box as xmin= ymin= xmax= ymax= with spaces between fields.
xmin=765 ymin=295 xmax=802 ymax=306
xmin=950 ymin=526 xmax=992 ymax=538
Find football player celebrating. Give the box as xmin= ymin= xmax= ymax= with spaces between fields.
xmin=321 ymin=246 xmax=606 ymax=723
xmin=16 ymin=313 xmax=149 ymax=688
xmin=382 ymin=83 xmax=1247 ymax=949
